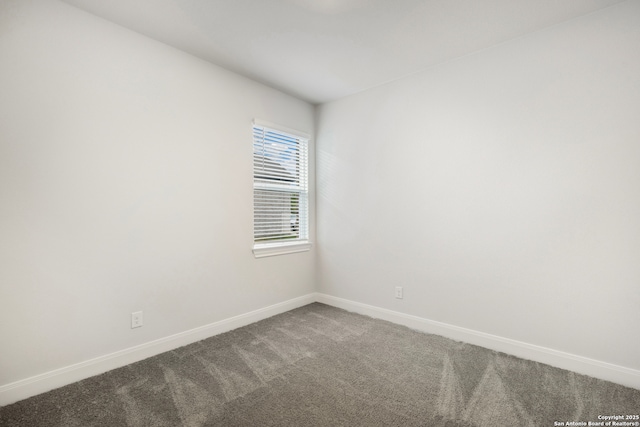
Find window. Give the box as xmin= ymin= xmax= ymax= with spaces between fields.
xmin=252 ymin=120 xmax=311 ymax=257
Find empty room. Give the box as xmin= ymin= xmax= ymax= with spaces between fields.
xmin=1 ymin=0 xmax=639 ymax=425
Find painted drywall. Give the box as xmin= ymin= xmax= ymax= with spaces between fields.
xmin=316 ymin=1 xmax=640 ymax=371
xmin=0 ymin=0 xmax=315 ymax=387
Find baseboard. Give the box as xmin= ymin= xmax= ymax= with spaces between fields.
xmin=316 ymin=293 xmax=640 ymax=391
xmin=0 ymin=293 xmax=316 ymax=406
xmin=3 ymin=292 xmax=637 ymax=406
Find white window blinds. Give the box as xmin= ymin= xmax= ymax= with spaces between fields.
xmin=253 ymin=123 xmax=309 ymax=246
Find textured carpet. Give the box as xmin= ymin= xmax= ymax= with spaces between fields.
xmin=1 ymin=303 xmax=638 ymax=426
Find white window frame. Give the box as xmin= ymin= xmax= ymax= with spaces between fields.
xmin=252 ymin=119 xmax=312 ymax=258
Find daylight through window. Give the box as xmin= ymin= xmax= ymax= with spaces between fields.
xmin=253 ymin=122 xmax=309 ymax=250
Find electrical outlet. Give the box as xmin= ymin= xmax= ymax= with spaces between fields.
xmin=395 ymin=286 xmax=403 ymax=299
xmin=131 ymin=311 xmax=143 ymax=329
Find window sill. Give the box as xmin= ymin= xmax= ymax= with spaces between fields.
xmin=253 ymin=241 xmax=312 ymax=258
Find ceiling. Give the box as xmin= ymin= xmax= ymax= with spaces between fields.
xmin=61 ymin=0 xmax=625 ymax=104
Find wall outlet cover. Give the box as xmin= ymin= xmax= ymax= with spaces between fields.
xmin=131 ymin=311 xmax=143 ymax=329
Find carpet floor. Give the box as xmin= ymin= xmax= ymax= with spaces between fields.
xmin=1 ymin=303 xmax=638 ymax=426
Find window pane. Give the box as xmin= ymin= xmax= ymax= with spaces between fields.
xmin=253 ymin=123 xmax=308 ymax=245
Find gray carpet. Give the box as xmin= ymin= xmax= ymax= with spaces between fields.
xmin=1 ymin=303 xmax=638 ymax=426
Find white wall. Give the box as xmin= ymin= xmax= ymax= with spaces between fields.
xmin=317 ymin=1 xmax=640 ymax=372
xmin=0 ymin=0 xmax=315 ymax=388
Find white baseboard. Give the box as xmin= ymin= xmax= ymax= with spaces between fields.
xmin=316 ymin=293 xmax=640 ymax=391
xmin=0 ymin=293 xmax=316 ymax=406
xmin=3 ymin=291 xmax=637 ymax=407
